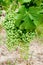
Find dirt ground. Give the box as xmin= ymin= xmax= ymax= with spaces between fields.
xmin=28 ymin=38 xmax=43 ymax=65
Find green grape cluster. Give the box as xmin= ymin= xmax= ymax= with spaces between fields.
xmin=3 ymin=10 xmax=35 ymax=50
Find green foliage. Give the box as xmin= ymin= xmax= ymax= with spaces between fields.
xmin=14 ymin=6 xmax=36 ymax=31
xmin=0 ymin=0 xmax=15 ymax=10
xmin=18 ymin=0 xmax=31 ymax=4
xmin=33 ymin=0 xmax=43 ymax=6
